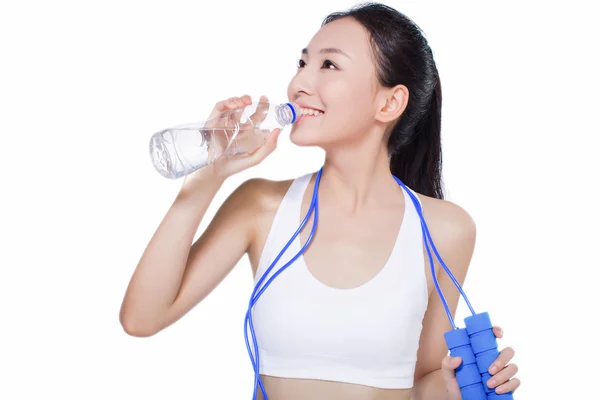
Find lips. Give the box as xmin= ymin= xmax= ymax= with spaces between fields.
xmin=297 ymin=112 xmax=323 ymax=122
xmin=295 ymin=101 xmax=324 ymax=113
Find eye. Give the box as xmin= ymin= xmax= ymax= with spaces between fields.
xmin=296 ymin=59 xmax=338 ymax=70
xmin=322 ymin=60 xmax=337 ymax=70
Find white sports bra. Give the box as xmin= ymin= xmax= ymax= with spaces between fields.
xmin=252 ymin=172 xmax=429 ymax=389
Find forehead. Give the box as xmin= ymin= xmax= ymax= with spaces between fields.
xmin=305 ymin=17 xmax=372 ymax=59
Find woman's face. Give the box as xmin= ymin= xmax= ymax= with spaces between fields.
xmin=286 ymin=17 xmax=382 ymax=149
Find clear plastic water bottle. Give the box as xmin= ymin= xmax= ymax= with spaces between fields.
xmin=149 ymin=101 xmax=300 ymax=179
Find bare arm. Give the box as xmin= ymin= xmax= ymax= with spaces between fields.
xmin=411 ymin=200 xmax=477 ymax=399
xmin=119 ymin=94 xmax=280 ymax=337
xmin=119 ymin=170 xmax=264 ymax=337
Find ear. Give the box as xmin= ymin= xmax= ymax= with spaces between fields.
xmin=375 ymin=84 xmax=409 ymax=124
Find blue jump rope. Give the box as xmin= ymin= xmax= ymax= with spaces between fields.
xmin=243 ymin=166 xmax=513 ymax=400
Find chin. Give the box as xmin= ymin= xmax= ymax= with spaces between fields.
xmin=288 ymin=126 xmax=324 ymax=147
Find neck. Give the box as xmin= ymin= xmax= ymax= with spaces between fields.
xmin=319 ymin=138 xmax=401 ymax=215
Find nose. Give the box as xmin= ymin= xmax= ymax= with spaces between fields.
xmin=287 ymin=67 xmax=316 ymax=100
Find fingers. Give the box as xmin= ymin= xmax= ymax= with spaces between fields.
xmin=441 ymin=355 xmax=462 ymax=370
xmin=225 ymin=95 xmax=252 ymax=110
xmin=486 ymin=363 xmax=519 ymax=392
xmin=224 ymin=97 xmax=243 ymax=114
xmin=439 ymin=355 xmax=464 ymax=398
xmin=212 ymin=94 xmax=252 ymax=115
xmin=224 ymin=126 xmax=280 ymax=175
xmin=213 ymin=94 xmax=270 ymax=128
xmin=440 ymin=353 xmax=520 ymax=396
xmin=250 ymin=128 xmax=280 ymax=160
xmin=219 ymin=94 xmax=261 ymax=111
xmin=207 ymin=94 xmax=252 ymax=123
xmin=248 ymin=95 xmax=270 ymax=126
xmin=225 ymin=128 xmax=279 ymax=172
xmin=241 ymin=94 xmax=253 ymax=105
xmin=489 ymin=346 xmax=515 ymax=375
xmin=494 ymin=377 xmax=521 ymax=394
xmin=493 ymin=326 xmax=504 ymax=339
xmin=440 ymin=355 xmax=462 ymax=382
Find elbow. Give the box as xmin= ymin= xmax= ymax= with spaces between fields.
xmin=120 ymin=317 xmax=158 ymax=337
xmin=119 ymin=298 xmax=172 ymax=337
xmin=119 ymin=309 xmax=159 ymax=337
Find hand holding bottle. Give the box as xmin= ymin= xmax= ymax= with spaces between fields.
xmin=150 ymin=94 xmax=294 ymax=185
xmin=206 ymin=94 xmax=281 ymax=175
xmin=180 ymin=94 xmax=282 ymax=188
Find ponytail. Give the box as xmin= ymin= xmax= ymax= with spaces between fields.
xmin=389 ymin=73 xmax=444 ymax=199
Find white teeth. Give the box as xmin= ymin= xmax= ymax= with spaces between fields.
xmin=300 ymin=108 xmax=323 ymax=116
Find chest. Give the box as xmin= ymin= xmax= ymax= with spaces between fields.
xmin=249 ymin=180 xmax=436 ymax=299
xmin=297 ymin=203 xmax=406 ymax=290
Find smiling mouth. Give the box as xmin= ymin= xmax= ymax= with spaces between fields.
xmin=298 ymin=113 xmax=323 ymax=121
xmin=297 ymin=109 xmax=325 ymax=122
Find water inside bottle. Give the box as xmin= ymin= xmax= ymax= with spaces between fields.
xmin=150 ymin=126 xmax=270 ymax=179
xmin=150 ymin=127 xmax=212 ymax=179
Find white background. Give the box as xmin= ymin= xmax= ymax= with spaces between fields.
xmin=1 ymin=0 xmax=598 ymax=398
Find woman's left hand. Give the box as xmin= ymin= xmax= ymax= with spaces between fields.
xmin=440 ymin=326 xmax=520 ymax=397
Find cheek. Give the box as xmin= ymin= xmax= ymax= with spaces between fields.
xmin=288 ymin=78 xmax=373 ymax=143
xmin=328 ymin=87 xmax=374 ymax=131
xmin=330 ymin=78 xmax=371 ymax=111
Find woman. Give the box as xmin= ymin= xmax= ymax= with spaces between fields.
xmin=120 ymin=2 xmax=520 ymax=399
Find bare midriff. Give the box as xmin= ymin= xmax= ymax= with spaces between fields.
xmin=255 ymin=375 xmax=412 ymax=400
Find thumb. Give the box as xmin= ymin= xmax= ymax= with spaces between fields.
xmin=441 ymin=356 xmax=462 ymax=381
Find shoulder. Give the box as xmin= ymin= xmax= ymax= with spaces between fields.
xmin=420 ymin=194 xmax=476 ymax=230
xmin=234 ymin=173 xmax=311 ymax=262
xmin=418 ymin=193 xmax=477 ymax=252
xmin=233 ymin=172 xmax=310 ymax=214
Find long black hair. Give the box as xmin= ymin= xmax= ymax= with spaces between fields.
xmin=323 ymin=2 xmax=444 ymax=199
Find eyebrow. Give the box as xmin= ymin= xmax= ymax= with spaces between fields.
xmin=301 ymin=47 xmax=351 ymax=60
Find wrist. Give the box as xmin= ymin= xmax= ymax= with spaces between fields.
xmin=178 ymin=168 xmax=226 ymax=200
